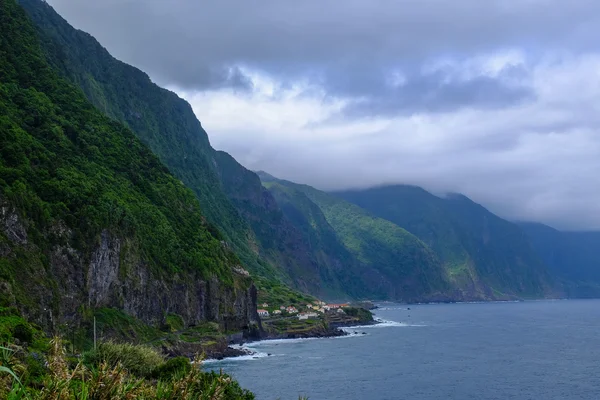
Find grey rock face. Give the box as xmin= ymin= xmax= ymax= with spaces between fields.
xmin=0 ymin=201 xmax=28 ymax=245
xmin=0 ymin=198 xmax=259 ymax=335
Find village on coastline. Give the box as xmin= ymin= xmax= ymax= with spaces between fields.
xmin=257 ymin=301 xmax=351 ymax=320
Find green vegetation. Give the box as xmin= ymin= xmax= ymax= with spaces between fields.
xmin=263 ymin=181 xmax=362 ymax=299
xmin=92 ymin=308 xmax=163 ymax=345
xmin=336 ymin=185 xmax=554 ymax=299
xmin=0 ymin=0 xmax=262 ymax=360
xmin=83 ymin=341 xmax=164 ymax=378
xmin=341 ymin=307 xmax=373 ymax=323
xmin=0 ymin=308 xmax=46 ymax=350
xmin=0 ymin=0 xmax=244 ymax=320
xmin=19 ymin=0 xmax=312 ymax=303
xmin=0 ymin=303 xmax=254 ymax=398
xmin=0 ymin=338 xmax=255 ymax=399
xmin=260 ymin=175 xmax=451 ymax=301
xmin=165 ymin=314 xmax=185 ymax=332
xmin=264 ymin=317 xmax=326 ymax=335
xmin=255 ymin=276 xmax=317 ymax=309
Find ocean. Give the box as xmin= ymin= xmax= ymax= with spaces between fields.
xmin=205 ymin=300 xmax=600 ymax=400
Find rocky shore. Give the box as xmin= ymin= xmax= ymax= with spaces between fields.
xmin=162 ymin=306 xmax=379 ymax=361
xmin=198 ymin=307 xmax=380 ymax=360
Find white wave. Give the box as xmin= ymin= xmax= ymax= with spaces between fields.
xmin=201 ymin=351 xmax=271 ymax=364
xmin=374 ymin=306 xmax=410 ymax=311
xmin=341 ymin=318 xmax=426 ymax=330
xmin=246 ymin=332 xmax=365 ymax=347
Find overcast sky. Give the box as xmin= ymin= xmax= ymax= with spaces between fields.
xmin=47 ymin=0 xmax=600 ymax=230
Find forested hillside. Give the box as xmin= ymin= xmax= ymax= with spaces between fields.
xmin=260 ymin=174 xmax=456 ymax=302
xmin=336 ymin=185 xmax=556 ymax=299
xmin=0 ymin=0 xmax=257 ymax=336
xmin=15 ymin=0 xmax=566 ymax=305
xmin=19 ymin=0 xmax=347 ymax=301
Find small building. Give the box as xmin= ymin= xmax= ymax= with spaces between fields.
xmin=298 ymin=312 xmax=318 ymax=320
xmin=257 ymin=309 xmax=269 ymax=317
xmin=272 ymin=310 xmax=282 ymax=315
xmin=336 ymin=308 xmax=345 ymax=314
xmin=280 ymin=306 xmax=286 ymax=310
xmin=327 ymin=303 xmax=349 ymax=309
xmin=306 ymin=304 xmax=314 ymax=309
xmin=261 ymin=303 xmax=269 ymax=308
xmin=286 ymin=306 xmax=298 ymax=314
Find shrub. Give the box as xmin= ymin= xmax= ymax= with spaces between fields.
xmin=23 ymin=352 xmax=46 ymax=381
xmin=12 ymin=324 xmax=33 ymax=344
xmin=164 ymin=314 xmax=185 ymax=332
xmin=151 ymin=356 xmax=191 ymax=380
xmin=83 ymin=341 xmax=164 ymax=378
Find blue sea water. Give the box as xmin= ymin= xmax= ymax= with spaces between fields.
xmin=206 ymin=300 xmax=600 ymax=400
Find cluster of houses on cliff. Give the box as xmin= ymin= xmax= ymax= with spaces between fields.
xmin=256 ymin=301 xmax=350 ymax=320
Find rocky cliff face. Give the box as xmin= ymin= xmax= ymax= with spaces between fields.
xmin=0 ymin=195 xmax=259 ymax=335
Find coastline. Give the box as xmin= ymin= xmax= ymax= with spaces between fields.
xmin=203 ymin=312 xmax=382 ymax=362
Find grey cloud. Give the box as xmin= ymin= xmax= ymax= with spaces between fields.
xmin=337 ymin=67 xmax=534 ymax=117
xmin=47 ymin=0 xmax=600 ymax=99
xmin=222 ymin=126 xmax=600 ymax=231
xmin=175 ymin=65 xmax=253 ymax=92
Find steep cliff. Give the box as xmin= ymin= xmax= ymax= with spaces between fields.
xmin=18 ymin=0 xmax=320 ymax=298
xmin=18 ymin=0 xmax=357 ymax=300
xmin=0 ymin=0 xmax=258 ymax=337
xmin=336 ymin=185 xmax=556 ymax=299
xmin=519 ymin=222 xmax=600 ymax=297
xmin=259 ymin=175 xmax=455 ymax=302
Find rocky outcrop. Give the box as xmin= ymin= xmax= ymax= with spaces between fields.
xmin=0 ymin=198 xmax=259 ymax=335
xmin=0 ymin=201 xmax=28 ymax=246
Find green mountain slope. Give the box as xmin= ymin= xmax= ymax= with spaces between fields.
xmin=0 ymin=0 xmax=257 ymax=335
xmin=336 ymin=185 xmax=556 ymax=299
xmin=19 ymin=0 xmax=334 ymax=301
xmin=519 ymin=222 xmax=600 ymax=297
xmin=19 ymin=0 xmax=256 ymax=267
xmin=259 ymin=174 xmax=455 ymax=302
xmin=214 ymin=152 xmax=345 ymax=298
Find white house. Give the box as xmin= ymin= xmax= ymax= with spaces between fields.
xmin=286 ymin=306 xmax=299 ymax=314
xmin=272 ymin=310 xmax=282 ymax=315
xmin=257 ymin=309 xmax=270 ymax=317
xmin=298 ymin=312 xmax=319 ymax=320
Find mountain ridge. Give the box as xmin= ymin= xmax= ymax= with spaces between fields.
xmin=259 ymin=173 xmax=460 ymax=302
xmin=18 ymin=0 xmax=335 ymax=302
xmin=0 ymin=0 xmax=258 ymax=339
xmin=334 ymin=184 xmax=557 ymax=299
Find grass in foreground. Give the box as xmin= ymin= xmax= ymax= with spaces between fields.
xmin=0 ymin=339 xmax=254 ymax=399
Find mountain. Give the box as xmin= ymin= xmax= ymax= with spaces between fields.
xmin=259 ymin=174 xmax=456 ymax=302
xmin=519 ymin=222 xmax=600 ymax=297
xmin=19 ymin=0 xmax=346 ymax=301
xmin=15 ymin=0 xmax=564 ymax=304
xmin=335 ymin=185 xmax=556 ymax=299
xmin=0 ymin=0 xmax=257 ymax=338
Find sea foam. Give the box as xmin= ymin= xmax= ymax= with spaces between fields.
xmin=341 ymin=318 xmax=427 ymax=330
